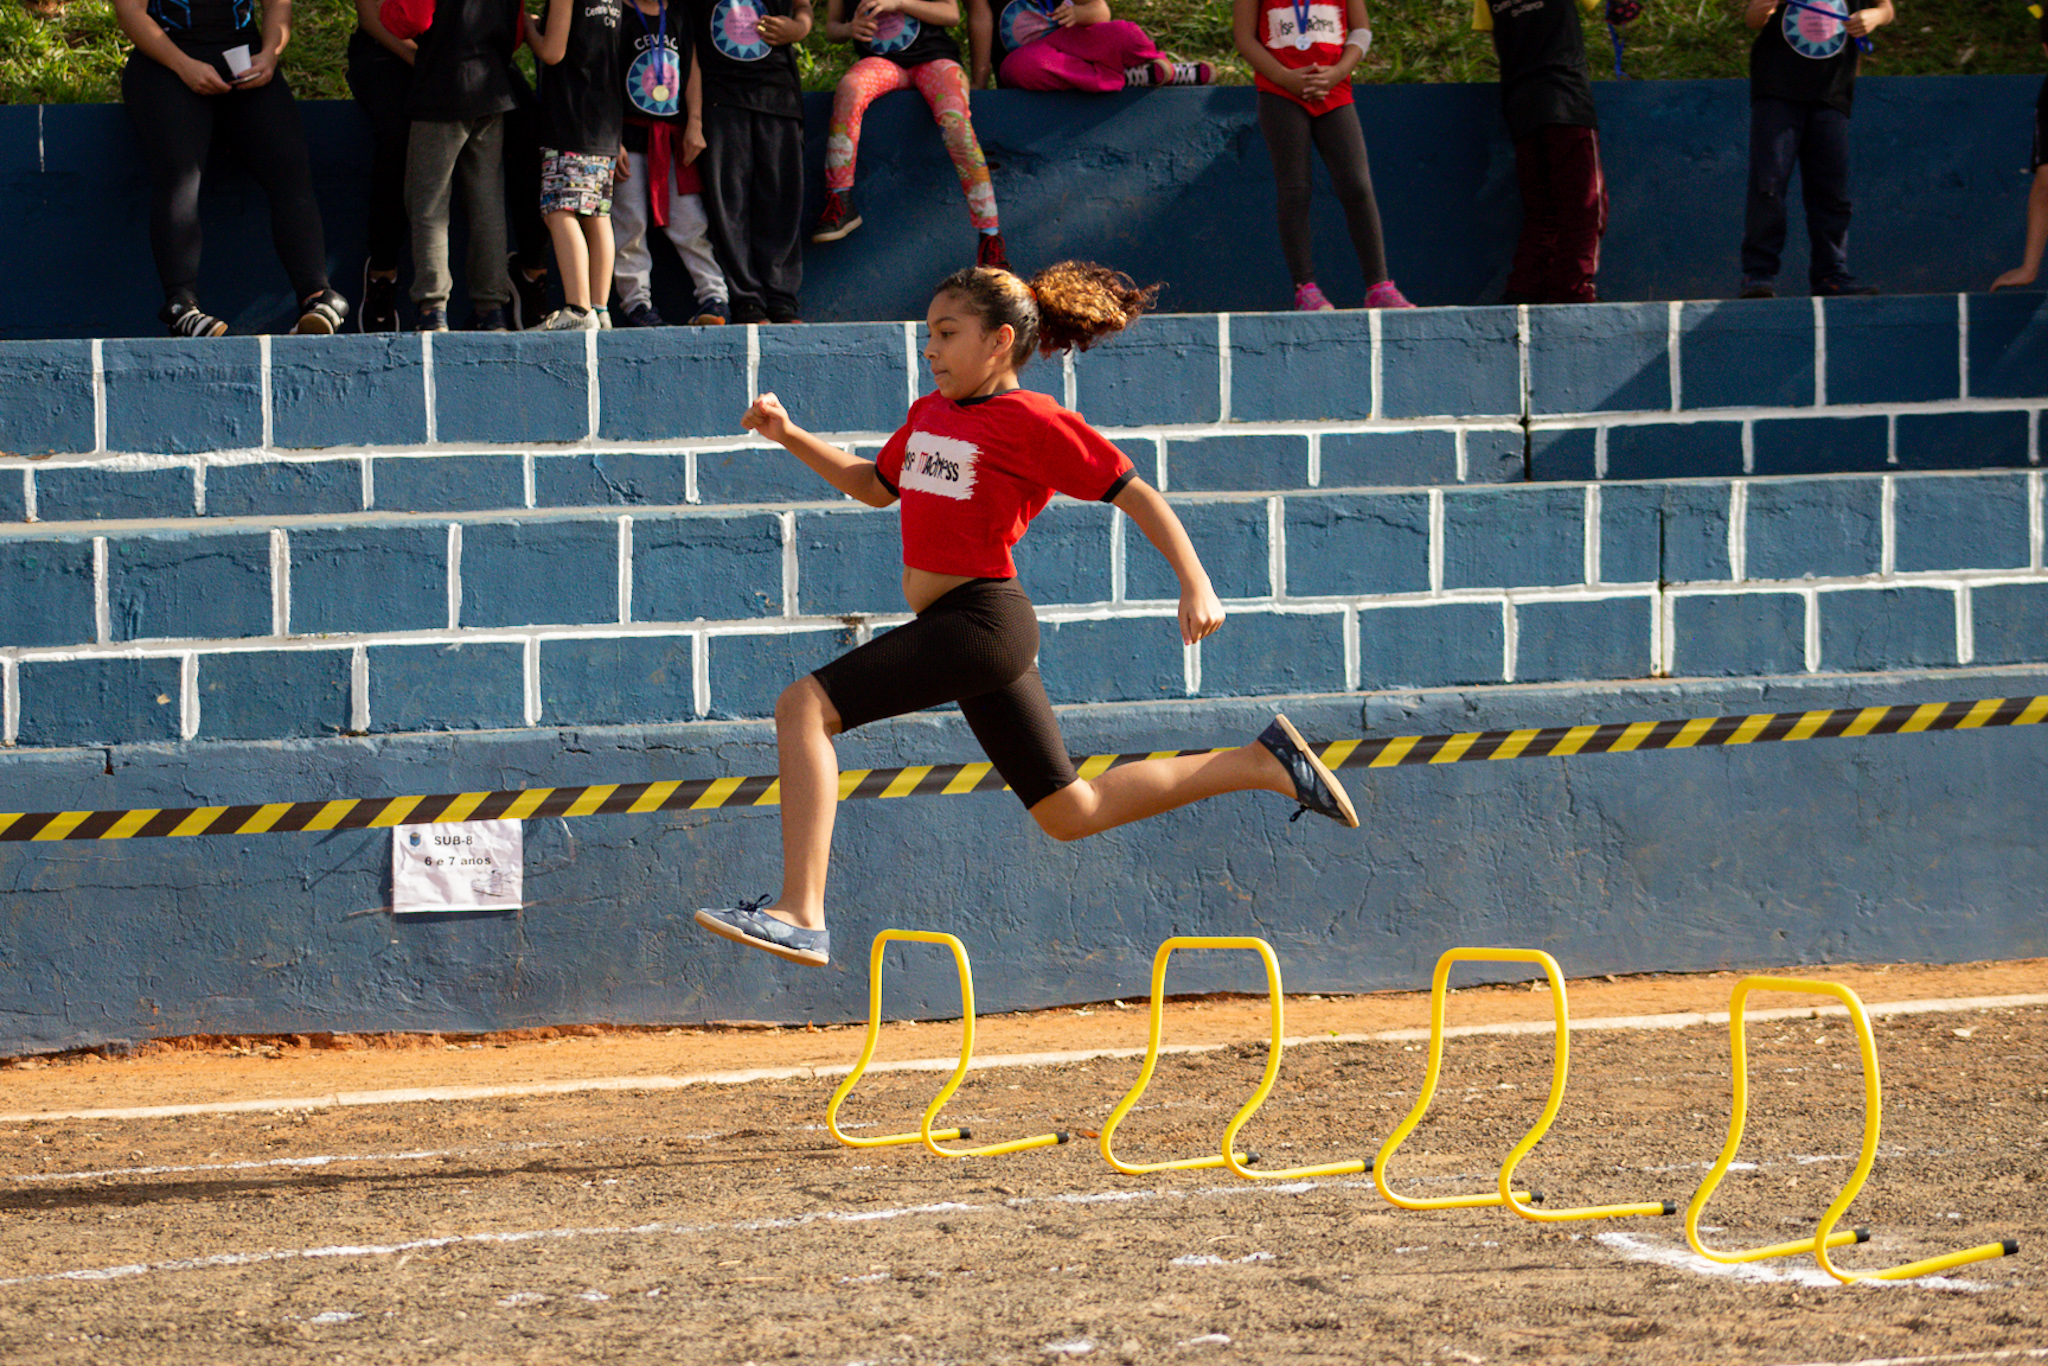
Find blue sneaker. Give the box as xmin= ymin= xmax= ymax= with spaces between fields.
xmin=694 ymin=898 xmax=831 ymax=966
xmin=1256 ymin=714 xmax=1359 ymax=828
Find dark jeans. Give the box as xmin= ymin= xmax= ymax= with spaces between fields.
xmin=1741 ymin=95 xmax=1852 ymax=287
xmin=1255 ymin=90 xmax=1390 ymax=291
xmin=121 ymin=50 xmax=330 ymax=305
xmin=700 ymin=104 xmax=804 ymax=320
xmin=1508 ymin=123 xmax=1606 ymax=304
xmin=345 ymin=29 xmax=412 ymax=272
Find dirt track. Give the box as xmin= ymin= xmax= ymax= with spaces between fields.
xmin=0 ymin=961 xmax=2040 ymax=1365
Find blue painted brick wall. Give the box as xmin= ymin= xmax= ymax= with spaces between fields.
xmin=1378 ymin=307 xmax=1519 ymax=420
xmin=461 ymin=519 xmax=620 ymax=628
xmin=1893 ymin=411 xmax=2031 ymax=470
xmin=207 ymin=460 xmax=361 ymax=518
xmin=1283 ymin=493 xmax=1430 ymax=597
xmin=1528 ymin=303 xmax=1669 ymax=415
xmin=1679 ymin=298 xmax=1814 ymax=410
xmin=36 ymin=465 xmax=194 ymax=523
xmin=696 ymin=447 xmax=833 ymax=506
xmin=0 ymin=341 xmax=95 ymax=457
xmin=1197 ymin=609 xmax=1347 ymax=697
xmin=1515 ymin=596 xmax=1652 ymax=683
xmin=1669 ymin=591 xmax=1806 ymax=677
xmin=367 ymin=641 xmax=525 ymax=732
xmin=432 ymin=333 xmax=589 ymax=446
xmin=1605 ymin=421 xmax=1745 ymax=482
xmin=1464 ymin=429 xmax=1524 ymax=484
xmin=1037 ymin=615 xmax=1185 ymax=705
xmin=757 ymin=325 xmax=909 ymax=434
xmin=539 ymin=635 xmax=694 ymax=726
xmin=634 ymin=512 xmax=785 ymax=622
xmin=291 ymin=523 xmax=449 ymax=635
xmin=270 ymin=335 xmax=428 ymax=450
xmin=107 ymin=532 xmax=272 ymax=641
xmin=1166 ymin=433 xmax=1308 ymax=493
xmin=790 ymin=509 xmax=900 ymax=618
xmin=1356 ymin=601 xmax=1504 ymax=690
xmin=1893 ymin=475 xmax=2031 ymax=573
xmin=1073 ymin=315 xmax=1221 ymax=427
xmin=16 ymin=656 xmax=183 ymax=748
xmin=1971 ymin=582 xmax=2048 ymax=666
xmin=1442 ymin=486 xmax=1586 ymax=590
xmin=1967 ymin=292 xmax=2048 ymax=400
xmin=1744 ymin=479 xmax=1882 ymax=581
xmin=198 ymin=648 xmax=352 ymax=741
xmin=102 ymin=338 xmax=262 ymax=455
xmin=597 ymin=328 xmax=749 ymax=442
xmin=1127 ymin=500 xmax=1268 ymax=602
xmin=1529 ymin=428 xmax=1596 ymax=482
xmin=0 ymin=538 xmax=96 ymax=648
xmin=1750 ymin=415 xmax=1890 ymax=477
xmin=1826 ymin=295 xmax=1960 ymax=406
xmin=1600 ymin=482 xmax=1732 ymax=585
xmin=705 ymin=628 xmax=853 ymax=720
xmin=1819 ymin=586 xmax=1956 ymax=671
xmin=1318 ymin=429 xmax=1461 ymax=487
xmin=1227 ymin=312 xmax=1373 ymax=423
xmin=534 ymin=452 xmax=690 ymax=509
xmin=0 ymin=474 xmax=24 ymax=524
xmin=1013 ymin=501 xmax=1114 ymax=606
xmin=374 ymin=454 xmax=524 ymax=514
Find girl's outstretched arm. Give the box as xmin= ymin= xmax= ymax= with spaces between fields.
xmin=1112 ymin=477 xmax=1224 ymax=645
xmin=743 ymin=393 xmax=898 ymax=508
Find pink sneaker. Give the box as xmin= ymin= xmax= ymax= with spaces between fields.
xmin=1294 ymin=282 xmax=1335 ymax=312
xmin=1365 ymin=280 xmax=1416 ymax=309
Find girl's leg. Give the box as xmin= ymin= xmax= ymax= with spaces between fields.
xmin=218 ymin=74 xmax=332 ymax=300
xmin=825 ymin=57 xmax=912 ymax=193
xmin=763 ymin=675 xmax=843 ymax=930
xmin=1029 ymin=745 xmax=1292 ymax=842
xmin=1307 ymin=101 xmax=1390 ymax=288
xmin=910 ymin=60 xmax=999 ymax=233
xmin=999 ymin=22 xmax=1158 ymax=92
xmin=1255 ymin=90 xmax=1317 ymax=285
xmin=547 ymin=208 xmax=592 ymax=308
xmin=122 ymin=53 xmax=215 ymax=305
xmin=583 ymin=211 xmax=616 ymax=315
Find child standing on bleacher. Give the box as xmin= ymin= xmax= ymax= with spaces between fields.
xmin=532 ymin=0 xmax=627 ymax=329
xmin=690 ymin=0 xmax=812 ymax=323
xmin=1231 ymin=0 xmax=1411 ymax=310
xmin=812 ymin=0 xmax=1005 ymax=268
xmin=613 ymin=0 xmax=732 ymax=325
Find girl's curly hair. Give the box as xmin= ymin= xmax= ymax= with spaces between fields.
xmin=932 ymin=262 xmax=1162 ymax=369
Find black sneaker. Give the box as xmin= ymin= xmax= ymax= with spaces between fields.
xmin=293 ymin=288 xmax=349 ymax=335
xmin=977 ymin=231 xmax=1009 ymax=271
xmin=692 ymin=299 xmax=729 ymax=326
xmin=622 ymin=301 xmax=666 ymax=327
xmin=468 ymin=306 xmax=510 ymax=332
xmin=359 ymin=264 xmax=400 ymax=332
xmin=417 ymin=306 xmax=450 ymax=333
xmin=1164 ymin=60 xmax=1213 ymax=85
xmin=810 ymin=189 xmax=862 ymax=243
xmin=1256 ymin=713 xmax=1359 ymax=828
xmin=1738 ymin=278 xmax=1776 ymax=299
xmin=162 ymin=299 xmax=228 ymax=338
xmin=509 ymin=256 xmax=549 ymax=330
xmin=731 ymin=300 xmax=769 ymax=325
xmin=1813 ymin=274 xmax=1878 ymax=297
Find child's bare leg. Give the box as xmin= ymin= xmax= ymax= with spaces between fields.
xmin=1027 ymin=742 xmax=1292 ymax=842
xmin=546 ymin=209 xmax=591 ymax=308
xmin=762 ymin=674 xmax=838 ymax=930
xmin=583 ymin=214 xmax=615 ymax=317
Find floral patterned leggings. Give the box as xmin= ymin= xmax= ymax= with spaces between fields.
xmin=825 ymin=56 xmax=999 ymax=233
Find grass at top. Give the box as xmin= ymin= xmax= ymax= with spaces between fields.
xmin=3 ymin=0 xmax=2040 ymax=104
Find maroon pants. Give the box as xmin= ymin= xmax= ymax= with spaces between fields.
xmin=1507 ymin=124 xmax=1607 ymax=305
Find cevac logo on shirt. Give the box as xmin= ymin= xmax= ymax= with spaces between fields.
xmin=901 ymin=433 xmax=980 ymax=501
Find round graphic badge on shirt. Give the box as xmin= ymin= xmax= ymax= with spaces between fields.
xmin=998 ymin=0 xmax=1056 ymax=50
xmin=864 ymin=7 xmax=922 ymax=53
xmin=1781 ymin=0 xmax=1848 ymax=58
xmin=711 ymin=0 xmax=773 ymax=59
xmin=628 ymin=41 xmax=682 ymax=113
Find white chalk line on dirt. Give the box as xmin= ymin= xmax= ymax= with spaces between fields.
xmin=1766 ymin=1349 xmax=2048 ymax=1366
xmin=5 ymin=1139 xmax=576 ymax=1184
xmin=1594 ymin=1233 xmax=1995 ymax=1293
xmin=2 ymin=992 xmax=2041 ymax=1127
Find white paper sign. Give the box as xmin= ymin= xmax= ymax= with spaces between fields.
xmin=392 ymin=820 xmax=523 ymax=914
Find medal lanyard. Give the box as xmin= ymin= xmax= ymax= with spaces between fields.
xmin=1289 ymin=0 xmax=1315 ymax=43
xmin=632 ymin=0 xmax=668 ymax=64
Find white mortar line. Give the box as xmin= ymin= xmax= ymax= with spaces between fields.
xmin=902 ymin=321 xmax=918 ymax=410
xmin=351 ymin=644 xmax=369 ymax=732
xmin=1370 ymin=307 xmax=1384 ymax=421
xmin=1183 ymin=637 xmax=1200 ymax=696
xmin=1516 ymin=304 xmax=1531 ymax=419
xmin=179 ymin=651 xmax=199 ymax=741
xmin=1 ymin=658 xmax=16 ymax=747
xmin=1886 ymin=412 xmax=1899 ymax=467
xmin=1342 ymin=605 xmax=1359 ymax=692
xmin=1153 ymin=435 xmax=1169 ymax=493
xmin=523 ymin=453 xmax=536 ymax=510
xmin=92 ymin=537 xmax=109 ymax=645
xmin=1956 ymin=584 xmax=1974 ymax=665
xmin=1427 ymin=488 xmax=1445 ymax=595
xmin=269 ymin=529 xmax=289 ymax=637
xmin=1062 ymin=348 xmax=1077 ymax=410
xmin=90 ymin=339 xmax=106 ymax=456
xmin=192 ymin=463 xmax=206 ymax=517
xmin=2032 ymin=470 xmax=2044 ymax=572
xmin=1593 ymin=426 xmax=1608 ymax=481
xmin=1216 ymin=313 xmax=1232 ymax=424
xmin=1655 ymin=585 xmax=1674 ymax=676
xmin=1740 ymin=418 xmax=1755 ymax=476
xmin=745 ymin=324 xmax=760 ymax=398
xmin=1880 ymin=475 xmax=1897 ymax=577
xmin=1584 ymin=484 xmax=1601 ymax=584
xmin=1812 ymin=297 xmax=1828 ymax=407
xmin=1109 ymin=504 xmax=1127 ymax=604
xmin=20 ymin=470 xmax=33 ymax=525
xmin=1453 ymin=428 xmax=1468 ymax=483
xmin=523 ymin=636 xmax=541 ymax=726
xmin=690 ymin=628 xmax=710 ymax=718
xmin=1501 ymin=599 xmax=1518 ymax=682
xmin=421 ymin=333 xmax=437 ymax=445
xmin=359 ymin=454 xmax=374 ymax=511
xmin=584 ymin=331 xmax=600 ymax=439
xmin=258 ymin=334 xmax=273 ymax=451
xmin=1956 ymin=293 xmax=1970 ymax=401
xmin=1306 ymin=430 xmax=1322 ymax=488
xmin=1803 ymin=587 xmax=1821 ymax=672
xmin=1729 ymin=481 xmax=1748 ymax=582
xmin=1267 ymin=495 xmax=1285 ymax=599
xmin=779 ymin=510 xmax=798 ymax=617
xmin=1667 ymin=300 xmax=1682 ymax=411
xmin=616 ymin=516 xmax=633 ymax=624
xmin=445 ymin=522 xmax=462 ymax=630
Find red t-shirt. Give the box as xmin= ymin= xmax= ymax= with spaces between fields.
xmin=1253 ymin=0 xmax=1355 ymax=115
xmin=874 ymin=389 xmax=1136 ymax=580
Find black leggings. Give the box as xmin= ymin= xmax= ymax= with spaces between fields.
xmin=1255 ymin=90 xmax=1389 ymax=289
xmin=122 ymin=49 xmax=330 ymax=305
xmin=810 ymin=578 xmax=1079 ymax=809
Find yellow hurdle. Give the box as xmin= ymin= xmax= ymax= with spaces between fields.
xmin=1685 ymin=975 xmax=2018 ymax=1282
xmin=824 ymin=929 xmax=1068 ymax=1159
xmin=1375 ymin=948 xmax=1674 ymax=1221
xmin=1099 ymin=935 xmax=1370 ymax=1180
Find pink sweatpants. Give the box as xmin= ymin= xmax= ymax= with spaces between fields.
xmin=997 ymin=21 xmax=1161 ymax=93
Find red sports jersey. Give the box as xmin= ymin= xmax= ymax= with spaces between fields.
xmin=1254 ymin=0 xmax=1355 ymax=115
xmin=874 ymin=389 xmax=1136 ymax=580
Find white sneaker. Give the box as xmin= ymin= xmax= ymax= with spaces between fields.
xmin=540 ymin=306 xmax=601 ymax=332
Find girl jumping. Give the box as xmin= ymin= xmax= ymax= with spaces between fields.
xmin=695 ymin=262 xmax=1359 ymax=968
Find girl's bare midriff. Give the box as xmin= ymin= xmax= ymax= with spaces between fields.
xmin=903 ymin=566 xmax=977 ymax=614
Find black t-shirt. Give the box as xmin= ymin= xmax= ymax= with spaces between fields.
xmin=618 ymin=0 xmax=693 ymax=151
xmin=147 ymin=0 xmax=258 ymax=55
xmin=691 ymin=0 xmax=803 ymax=119
xmin=538 ymin=0 xmax=628 ymax=152
xmin=409 ymin=0 xmax=523 ymax=120
xmin=849 ymin=4 xmax=960 ymax=68
xmin=1749 ymin=0 xmax=1859 ymax=115
xmin=1486 ymin=0 xmax=1597 ymax=141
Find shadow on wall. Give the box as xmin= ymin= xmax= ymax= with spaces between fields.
xmin=0 ymin=75 xmax=2040 ymax=338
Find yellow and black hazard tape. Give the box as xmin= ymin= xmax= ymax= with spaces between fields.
xmin=0 ymin=696 xmax=2041 ymax=844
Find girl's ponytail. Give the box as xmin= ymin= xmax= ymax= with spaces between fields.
xmin=934 ymin=262 xmax=1162 ymax=369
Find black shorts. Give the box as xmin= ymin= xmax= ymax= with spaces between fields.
xmin=811 ymin=577 xmax=1079 ymax=809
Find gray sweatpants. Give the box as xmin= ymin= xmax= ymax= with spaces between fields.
xmin=405 ymin=116 xmax=511 ymax=313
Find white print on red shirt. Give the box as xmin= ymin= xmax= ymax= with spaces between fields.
xmin=1265 ymin=0 xmax=1343 ymax=50
xmin=900 ymin=433 xmax=980 ymax=502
